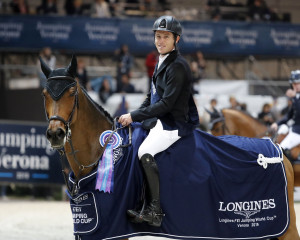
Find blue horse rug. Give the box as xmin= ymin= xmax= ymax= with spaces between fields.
xmin=68 ymin=123 xmax=289 ymax=240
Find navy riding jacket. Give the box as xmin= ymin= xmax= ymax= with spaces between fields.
xmin=277 ymin=95 xmax=300 ymax=134
xmin=131 ymin=50 xmax=199 ymax=136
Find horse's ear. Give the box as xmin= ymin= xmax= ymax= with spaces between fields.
xmin=67 ymin=55 xmax=77 ymax=78
xmin=39 ymin=56 xmax=51 ymax=78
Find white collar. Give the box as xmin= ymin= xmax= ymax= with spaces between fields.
xmin=158 ymin=49 xmax=175 ymax=68
xmin=158 ymin=54 xmax=169 ymax=64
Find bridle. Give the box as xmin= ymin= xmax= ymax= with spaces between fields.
xmin=44 ymin=81 xmax=132 ymax=197
xmin=43 ymin=83 xmax=83 ymax=196
xmin=45 ymin=89 xmax=78 ymax=142
xmin=43 ymin=76 xmax=79 ymax=144
xmin=210 ymin=116 xmax=231 ymax=135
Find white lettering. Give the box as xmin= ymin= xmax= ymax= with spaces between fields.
xmin=0 ymin=129 xmax=52 ymax=155
xmin=218 ymin=199 xmax=276 ymax=212
xmin=270 ymin=29 xmax=300 ymax=47
xmin=0 ymin=154 xmax=49 ymax=170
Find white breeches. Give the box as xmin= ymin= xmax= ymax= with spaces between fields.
xmin=280 ymin=129 xmax=300 ymax=150
xmin=278 ymin=124 xmax=289 ymax=135
xmin=138 ymin=120 xmax=181 ymax=159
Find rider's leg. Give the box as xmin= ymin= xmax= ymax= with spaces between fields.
xmin=280 ymin=131 xmax=300 ymax=161
xmin=127 ymin=120 xmax=180 ymax=227
xmin=136 ymin=153 xmax=163 ymax=227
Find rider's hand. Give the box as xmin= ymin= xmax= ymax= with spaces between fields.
xmin=270 ymin=122 xmax=278 ymax=132
xmin=118 ymin=113 xmax=133 ymax=126
xmin=286 ymin=89 xmax=296 ymax=98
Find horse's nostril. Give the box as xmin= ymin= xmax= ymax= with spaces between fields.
xmin=56 ymin=128 xmax=66 ymax=139
xmin=46 ymin=129 xmax=53 ymax=139
xmin=46 ymin=128 xmax=65 ymax=141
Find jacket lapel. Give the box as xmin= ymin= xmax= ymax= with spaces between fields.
xmin=154 ymin=50 xmax=178 ymax=79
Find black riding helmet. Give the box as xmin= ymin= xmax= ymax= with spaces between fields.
xmin=288 ymin=70 xmax=300 ymax=89
xmin=152 ymin=15 xmax=182 ymax=36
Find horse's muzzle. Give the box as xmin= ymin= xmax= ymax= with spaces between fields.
xmin=46 ymin=127 xmax=66 ymax=149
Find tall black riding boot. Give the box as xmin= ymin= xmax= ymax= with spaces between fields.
xmin=127 ymin=153 xmax=164 ymax=227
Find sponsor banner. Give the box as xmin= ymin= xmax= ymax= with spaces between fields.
xmin=0 ymin=15 xmax=299 ymax=56
xmin=0 ymin=121 xmax=64 ymax=184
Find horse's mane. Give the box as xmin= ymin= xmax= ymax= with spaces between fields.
xmin=80 ymin=84 xmax=114 ymax=123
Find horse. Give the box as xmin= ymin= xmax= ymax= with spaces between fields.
xmin=209 ymin=108 xmax=272 ymax=138
xmin=41 ymin=57 xmax=299 ymax=240
xmin=209 ymin=108 xmax=300 ymax=187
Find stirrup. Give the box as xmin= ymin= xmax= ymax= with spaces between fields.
xmin=127 ymin=200 xmax=146 ymax=223
xmin=143 ymin=208 xmax=165 ymax=227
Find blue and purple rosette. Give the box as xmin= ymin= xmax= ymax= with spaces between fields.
xmin=95 ymin=130 xmax=122 ymax=193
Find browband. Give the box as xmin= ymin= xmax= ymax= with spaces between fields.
xmin=47 ymin=76 xmax=75 ymax=81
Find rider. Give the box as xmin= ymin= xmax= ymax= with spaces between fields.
xmin=118 ymin=15 xmax=200 ymax=227
xmin=271 ymin=70 xmax=300 ymax=160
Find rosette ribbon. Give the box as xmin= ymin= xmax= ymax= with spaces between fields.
xmin=95 ymin=130 xmax=121 ymax=193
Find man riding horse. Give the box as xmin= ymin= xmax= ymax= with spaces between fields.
xmin=271 ymin=70 xmax=300 ymax=160
xmin=118 ymin=15 xmax=200 ymax=227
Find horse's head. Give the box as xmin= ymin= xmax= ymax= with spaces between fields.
xmin=40 ymin=55 xmax=78 ymax=149
xmin=205 ymin=108 xmax=225 ymax=136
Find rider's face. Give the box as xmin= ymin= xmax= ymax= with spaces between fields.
xmin=292 ymin=82 xmax=300 ymax=92
xmin=155 ymin=31 xmax=179 ymax=55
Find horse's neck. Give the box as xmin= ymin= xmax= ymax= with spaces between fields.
xmin=65 ymin=90 xmax=112 ymax=177
xmin=242 ymin=115 xmax=268 ymax=137
xmin=225 ymin=111 xmax=267 ymax=137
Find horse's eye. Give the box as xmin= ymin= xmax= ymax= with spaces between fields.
xmin=70 ymin=87 xmax=77 ymax=96
xmin=41 ymin=90 xmax=47 ymax=97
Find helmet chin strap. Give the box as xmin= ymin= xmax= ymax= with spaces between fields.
xmin=160 ymin=38 xmax=178 ymax=56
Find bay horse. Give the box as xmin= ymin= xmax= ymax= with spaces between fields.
xmin=41 ymin=57 xmax=299 ymax=240
xmin=209 ymin=108 xmax=300 ymax=186
xmin=209 ymin=108 xmax=272 ymax=138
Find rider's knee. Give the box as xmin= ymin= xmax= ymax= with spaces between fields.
xmin=138 ymin=142 xmax=156 ymax=159
xmin=138 ymin=146 xmax=149 ymax=159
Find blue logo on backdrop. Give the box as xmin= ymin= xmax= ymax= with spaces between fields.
xmin=0 ymin=121 xmax=64 ymax=184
